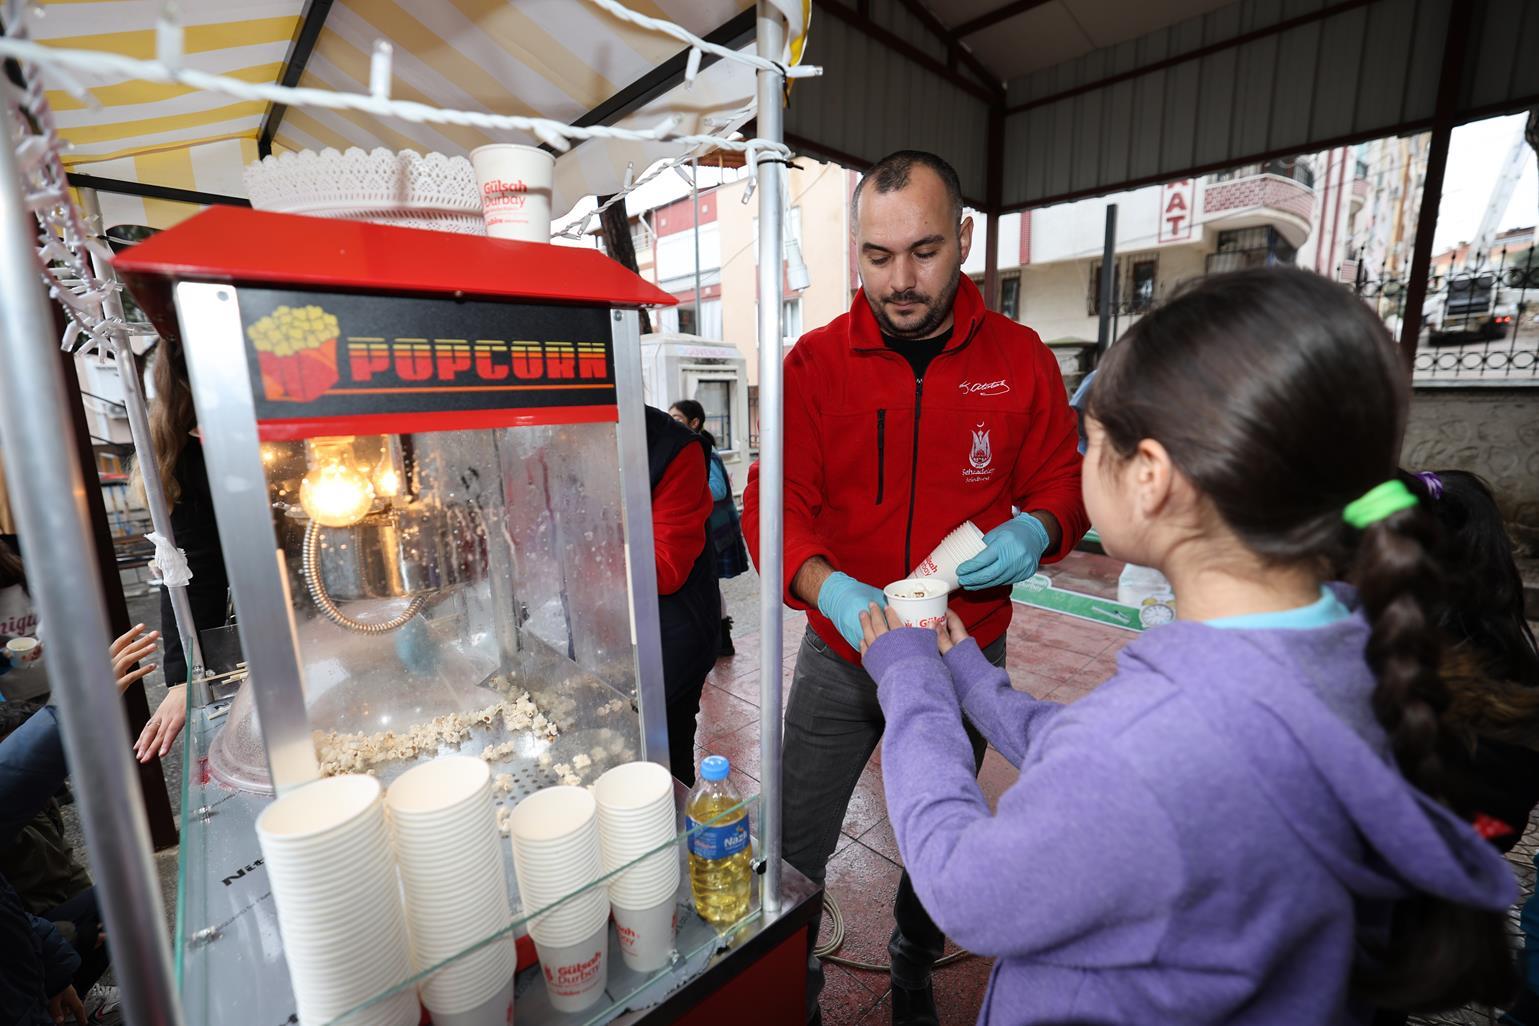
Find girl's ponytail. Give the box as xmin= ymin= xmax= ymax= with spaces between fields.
xmin=1346 ymin=485 xmax=1518 ymax=1011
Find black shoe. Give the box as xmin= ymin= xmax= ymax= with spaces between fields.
xmin=891 ymin=980 xmax=939 ymax=1026
xmin=719 ymin=617 xmax=735 ymax=657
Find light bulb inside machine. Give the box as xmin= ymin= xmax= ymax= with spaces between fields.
xmin=373 ymin=455 xmax=401 ymax=498
xmin=300 ymin=460 xmax=375 ymax=527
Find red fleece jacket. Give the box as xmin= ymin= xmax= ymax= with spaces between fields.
xmin=653 ymin=441 xmax=713 ymax=595
xmin=743 ymin=276 xmax=1087 ymax=663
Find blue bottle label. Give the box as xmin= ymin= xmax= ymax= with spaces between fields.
xmin=686 ymin=813 xmax=750 ymax=861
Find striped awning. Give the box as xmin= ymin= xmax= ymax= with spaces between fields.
xmin=28 ymin=0 xmax=807 ymax=227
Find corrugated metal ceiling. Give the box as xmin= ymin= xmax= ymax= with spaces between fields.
xmin=787 ymin=0 xmax=1539 ymax=212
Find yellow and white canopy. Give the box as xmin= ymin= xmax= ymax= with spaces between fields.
xmin=28 ymin=0 xmax=809 ymax=228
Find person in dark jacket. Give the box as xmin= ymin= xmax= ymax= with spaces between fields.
xmin=669 ymin=400 xmax=749 ymax=656
xmin=1 ymin=628 xmax=157 ymax=1026
xmin=1 ymin=869 xmax=82 ymax=1026
xmin=1393 ymin=470 xmax=1539 ymax=1026
xmin=646 ymin=406 xmax=720 ymax=786
xmin=1 ymin=708 xmax=84 ymax=1026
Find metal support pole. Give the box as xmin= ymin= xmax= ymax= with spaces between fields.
xmin=1398 ymin=1 xmax=1472 ymax=373
xmin=983 ymin=103 xmax=1004 ymax=311
xmin=754 ymin=0 xmax=787 ymax=916
xmin=1097 ymin=203 xmax=1118 ymax=353
xmin=692 ymin=157 xmax=704 ymax=334
xmin=0 ymin=102 xmax=182 ymax=1026
xmin=77 ymin=188 xmax=207 ymax=700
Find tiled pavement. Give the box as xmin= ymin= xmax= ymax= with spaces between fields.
xmin=698 ymin=552 xmax=1539 ymax=1026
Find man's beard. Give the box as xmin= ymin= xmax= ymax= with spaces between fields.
xmin=867 ymin=262 xmax=962 ymax=340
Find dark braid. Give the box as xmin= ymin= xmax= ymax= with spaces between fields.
xmin=1352 ymin=506 xmax=1448 ymax=797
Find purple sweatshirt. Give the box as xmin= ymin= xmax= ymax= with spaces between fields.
xmin=864 ymin=616 xmax=1517 ymax=1025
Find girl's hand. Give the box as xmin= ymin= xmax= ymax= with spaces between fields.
xmin=110 ymin=624 xmax=159 ymax=693
xmin=935 ymin=610 xmax=971 ymax=656
xmin=135 ymin=684 xmax=186 ymax=763
xmin=858 ymin=602 xmax=906 ymax=655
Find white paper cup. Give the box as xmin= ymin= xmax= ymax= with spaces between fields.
xmin=884 ymin=578 xmax=950 ymax=629
xmin=425 ymin=976 xmax=512 ymax=1026
xmin=419 ymin=938 xmax=515 ymax=1014
xmin=534 ymin=923 xmax=609 ymax=1014
xmin=613 ymin=896 xmax=677 ymax=973
xmin=910 ymin=521 xmax=986 ymax=591
xmin=257 ymin=775 xmax=383 ymax=845
xmin=594 ymin=762 xmax=671 ymax=810
xmin=296 ymin=982 xmax=419 ymax=1026
xmin=510 ymin=786 xmax=596 ymax=843
xmin=469 ymin=144 xmax=555 ymax=242
xmin=5 ymin=636 xmax=40 ymax=664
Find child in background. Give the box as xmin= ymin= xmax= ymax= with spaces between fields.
xmin=1396 ymin=469 xmax=1539 ymax=1025
xmin=859 ymin=268 xmax=1519 ymax=1024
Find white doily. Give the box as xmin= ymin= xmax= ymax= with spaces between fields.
xmin=244 ymin=147 xmax=488 ymax=235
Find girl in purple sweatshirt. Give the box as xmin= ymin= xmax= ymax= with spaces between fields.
xmin=859 ymin=268 xmax=1520 ymax=1025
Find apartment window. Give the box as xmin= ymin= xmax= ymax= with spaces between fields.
xmin=1000 ymin=275 xmax=1021 ymax=320
xmin=1088 ymin=260 xmax=1122 ymax=315
xmin=694 ymin=379 xmax=733 ymax=451
xmin=1208 ymin=228 xmax=1297 ymax=274
xmin=1130 ymin=260 xmax=1157 ymax=313
xmin=782 ymin=297 xmax=803 ymax=345
xmin=747 ymin=386 xmax=759 ymax=452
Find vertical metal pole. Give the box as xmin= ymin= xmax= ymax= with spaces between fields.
xmin=755 ymin=0 xmax=786 ymax=916
xmin=77 ymin=188 xmax=207 ymax=697
xmin=983 ymin=103 xmax=1004 ymax=311
xmin=692 ymin=157 xmax=704 ymax=334
xmin=1398 ymin=0 xmax=1472 ymax=373
xmin=0 ymin=103 xmax=182 ymax=1026
xmin=1097 ymin=203 xmax=1118 ymax=353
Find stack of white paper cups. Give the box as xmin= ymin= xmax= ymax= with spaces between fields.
xmin=386 ymin=757 xmax=516 ymax=1026
xmin=593 ymin=762 xmax=681 ymax=973
xmin=508 ymin=786 xmax=610 ymax=1013
xmin=256 ymin=775 xmax=419 ymax=1026
xmin=909 ymin=520 xmax=987 ymax=591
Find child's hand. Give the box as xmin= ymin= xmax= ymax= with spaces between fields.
xmin=858 ymin=602 xmax=906 ymax=655
xmin=110 ymin=624 xmax=159 ymax=693
xmin=935 ymin=611 xmax=970 ymax=655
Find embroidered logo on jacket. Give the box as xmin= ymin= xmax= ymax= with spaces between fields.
xmin=965 ymin=423 xmax=996 ymax=482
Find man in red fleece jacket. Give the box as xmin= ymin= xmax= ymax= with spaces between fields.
xmin=742 ymin=151 xmax=1086 ymax=1026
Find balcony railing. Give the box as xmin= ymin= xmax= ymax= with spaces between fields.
xmin=1203 ymin=173 xmax=1315 ymax=224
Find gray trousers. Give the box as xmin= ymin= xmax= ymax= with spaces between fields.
xmin=783 ymin=629 xmax=1003 ymax=1016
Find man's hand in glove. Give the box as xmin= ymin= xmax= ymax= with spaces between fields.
xmin=957 ymin=514 xmax=1052 ymax=590
xmin=817 ymin=571 xmax=888 ymax=649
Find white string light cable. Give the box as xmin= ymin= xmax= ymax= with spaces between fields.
xmin=553 ymin=106 xmax=756 ymax=241
xmin=0 ymin=16 xmax=799 ymax=161
xmin=581 ymin=0 xmax=819 ymax=85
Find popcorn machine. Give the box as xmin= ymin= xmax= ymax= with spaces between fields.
xmin=115 ymin=206 xmax=678 ymax=798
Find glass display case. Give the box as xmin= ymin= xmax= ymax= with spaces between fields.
xmin=115 ymin=208 xmax=820 ymax=1025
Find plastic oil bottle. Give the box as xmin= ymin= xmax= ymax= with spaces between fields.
xmin=686 ymin=755 xmax=751 ymax=926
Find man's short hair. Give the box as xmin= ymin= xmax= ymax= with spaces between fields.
xmin=851 ymin=150 xmax=964 ymax=227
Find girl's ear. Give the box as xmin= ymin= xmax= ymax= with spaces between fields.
xmin=1132 ymin=438 xmax=1176 ymax=519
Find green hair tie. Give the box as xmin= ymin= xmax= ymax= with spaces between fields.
xmin=1343 ymin=480 xmax=1418 ymax=530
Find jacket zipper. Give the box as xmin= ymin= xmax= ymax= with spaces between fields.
xmin=902 ymin=376 xmax=924 ymax=573
xmin=874 ymin=409 xmax=887 ymax=504
xmin=899 ymin=318 xmax=984 ymax=573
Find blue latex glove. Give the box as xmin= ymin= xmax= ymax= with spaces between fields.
xmin=957 ymin=514 xmax=1052 ymax=590
xmin=817 ymin=571 xmax=887 ymax=650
